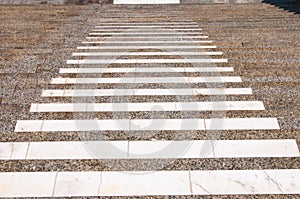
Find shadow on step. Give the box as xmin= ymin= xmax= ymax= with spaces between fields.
xmin=262 ymin=0 xmax=300 ymax=14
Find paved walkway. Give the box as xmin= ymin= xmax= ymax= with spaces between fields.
xmin=0 ymin=3 xmax=299 ymax=198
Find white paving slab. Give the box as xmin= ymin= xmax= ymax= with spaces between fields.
xmin=30 ymin=103 xmax=87 ymax=112
xmin=41 ymin=89 xmax=65 ymax=97
xmin=212 ymin=139 xmax=300 ymax=158
xmin=128 ymin=139 xmax=300 ymax=159
xmin=72 ymin=52 xmax=223 ymax=56
xmin=94 ymin=25 xmax=199 ymax=28
xmin=191 ymin=169 xmax=300 ymax=195
xmin=14 ymin=119 xmax=205 ymax=132
xmin=59 ymin=67 xmax=233 ymax=74
xmin=192 ymin=88 xmax=252 ymax=95
xmin=14 ymin=120 xmax=43 ymax=132
xmin=89 ymin=32 xmax=203 ymax=35
xmin=82 ymin=40 xmax=213 ymax=44
xmin=54 ymin=172 xmax=101 ymax=197
xmin=114 ymin=0 xmax=180 ymax=5
xmin=100 ymin=170 xmax=190 ymax=196
xmin=66 ymin=58 xmax=226 ymax=64
xmin=0 ymin=172 xmax=56 ymax=197
xmin=30 ymin=101 xmax=265 ymax=112
xmin=51 ymin=77 xmax=240 ymax=84
xmin=95 ymin=22 xmax=197 ymax=25
xmin=1 ymin=170 xmax=299 ymax=197
xmin=128 ymin=140 xmax=207 ymax=159
xmin=86 ymin=36 xmax=209 ymax=39
xmin=0 ymin=140 xmax=298 ymax=160
xmin=205 ymin=118 xmax=280 ymax=130
xmin=15 ymin=118 xmax=280 ymax=132
xmin=0 ymin=142 xmax=28 ymax=160
xmin=26 ymin=141 xmax=128 ymax=159
xmin=91 ymin=28 xmax=203 ymax=32
xmin=77 ymin=46 xmax=216 ymax=50
xmin=41 ymin=88 xmax=253 ymax=97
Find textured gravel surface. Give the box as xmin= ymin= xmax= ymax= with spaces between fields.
xmin=0 ymin=2 xmax=299 ymax=198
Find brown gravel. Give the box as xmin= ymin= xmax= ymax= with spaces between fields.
xmin=0 ymin=3 xmax=299 ymax=198
xmin=0 ymin=5 xmax=87 ymax=61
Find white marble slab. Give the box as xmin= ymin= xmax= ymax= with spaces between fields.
xmin=30 ymin=103 xmax=87 ymax=112
xmin=205 ymin=118 xmax=280 ymax=130
xmin=95 ymin=22 xmax=196 ymax=25
xmin=50 ymin=76 xmax=240 ymax=84
xmin=94 ymin=25 xmax=199 ymax=29
xmin=15 ymin=119 xmax=205 ymax=132
xmin=82 ymin=40 xmax=212 ymax=44
xmin=114 ymin=0 xmax=180 ymax=5
xmin=67 ymin=58 xmax=226 ymax=64
xmin=30 ymin=101 xmax=264 ymax=112
xmin=77 ymin=45 xmax=215 ymax=50
xmin=100 ymin=171 xmax=190 ymax=196
xmin=128 ymin=140 xmax=213 ymax=159
xmin=14 ymin=120 xmax=43 ymax=132
xmin=53 ymin=172 xmax=102 ymax=197
xmin=41 ymin=88 xmax=253 ymax=97
xmin=41 ymin=89 xmax=64 ymax=97
xmin=42 ymin=120 xmax=131 ymax=131
xmin=89 ymin=32 xmax=203 ymax=35
xmin=59 ymin=67 xmax=232 ymax=74
xmin=15 ymin=118 xmax=279 ymax=132
xmin=192 ymin=88 xmax=252 ymax=95
xmin=0 ymin=172 xmax=56 ymax=197
xmin=86 ymin=36 xmax=209 ymax=39
xmin=0 ymin=142 xmax=28 ymax=159
xmin=212 ymin=139 xmax=300 ymax=158
xmin=91 ymin=28 xmax=203 ymax=32
xmin=72 ymin=52 xmax=223 ymax=56
xmin=0 ymin=140 xmax=299 ymax=160
xmin=191 ymin=169 xmax=300 ymax=195
xmin=130 ymin=119 xmax=205 ymax=131
xmin=0 ymin=170 xmax=298 ymax=197
xmin=26 ymin=141 xmax=128 ymax=159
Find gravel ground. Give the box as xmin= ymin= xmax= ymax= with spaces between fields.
xmin=0 ymin=2 xmax=299 ymax=198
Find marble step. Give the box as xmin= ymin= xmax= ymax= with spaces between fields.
xmin=29 ymin=101 xmax=265 ymax=112
xmin=14 ymin=118 xmax=280 ymax=132
xmin=0 ymin=169 xmax=299 ymax=197
xmin=0 ymin=139 xmax=299 ymax=160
